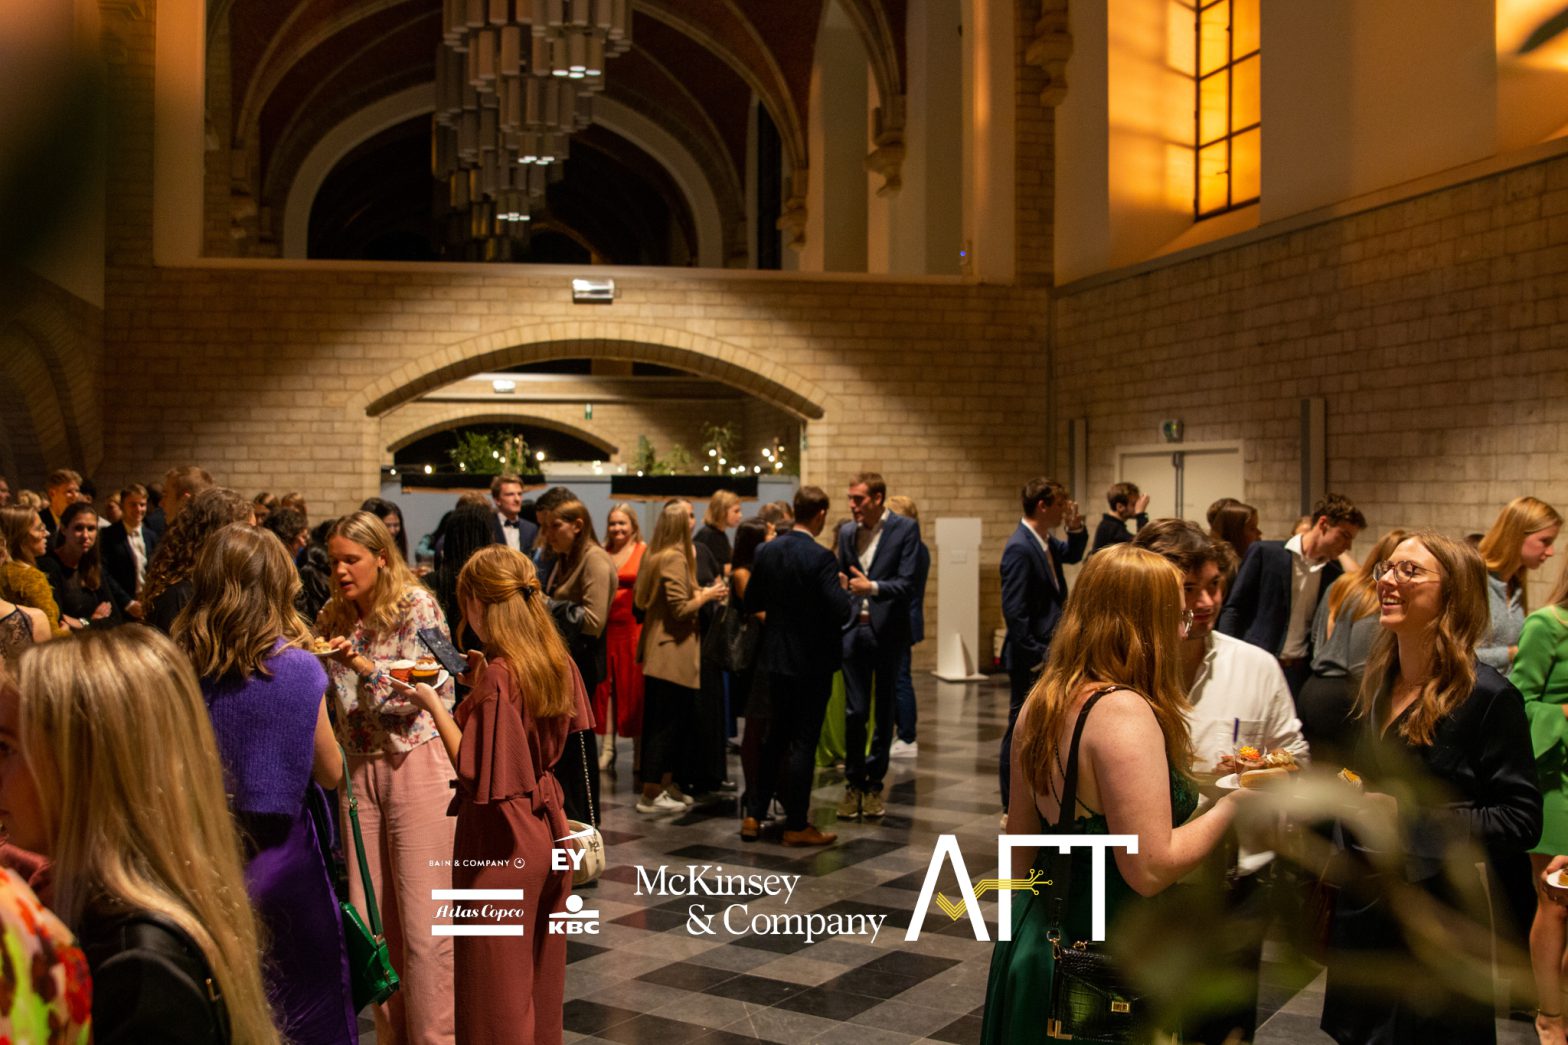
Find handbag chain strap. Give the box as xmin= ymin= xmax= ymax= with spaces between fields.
xmin=580 ymin=731 xmax=597 ymax=826
xmin=339 ymin=746 xmax=385 ymax=939
xmin=1047 ymin=687 xmax=1119 ymax=944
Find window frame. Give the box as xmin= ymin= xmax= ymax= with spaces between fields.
xmin=1192 ymin=0 xmax=1260 ymax=219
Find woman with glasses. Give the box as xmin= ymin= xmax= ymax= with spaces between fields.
xmin=1298 ymin=530 xmax=1409 ymax=764
xmin=1477 ymin=497 xmax=1562 ymax=672
xmin=1512 ymin=565 xmax=1568 ymax=1045
xmin=1321 ymin=532 xmax=1542 ymax=1045
xmin=982 ymin=544 xmax=1254 ymax=1045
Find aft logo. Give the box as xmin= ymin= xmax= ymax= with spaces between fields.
xmin=547 ymin=893 xmax=601 ymax=935
xmin=904 ymin=833 xmax=1137 ymax=943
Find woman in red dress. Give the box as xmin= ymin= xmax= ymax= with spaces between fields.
xmin=400 ymin=545 xmax=592 ymax=1045
xmin=595 ymin=502 xmax=646 ymax=772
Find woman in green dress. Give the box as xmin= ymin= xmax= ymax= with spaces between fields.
xmin=1514 ymin=566 xmax=1568 ymax=1045
xmin=982 ymin=544 xmax=1254 ymax=1045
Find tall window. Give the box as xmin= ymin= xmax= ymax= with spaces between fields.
xmin=1193 ymin=0 xmax=1259 ymax=217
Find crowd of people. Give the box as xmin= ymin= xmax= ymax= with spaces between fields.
xmin=0 ymin=461 xmax=1562 ymax=1045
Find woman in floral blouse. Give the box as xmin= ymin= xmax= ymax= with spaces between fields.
xmin=316 ymin=511 xmax=456 ymax=1045
xmin=0 ymin=866 xmax=91 ymax=1043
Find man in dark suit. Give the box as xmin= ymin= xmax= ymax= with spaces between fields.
xmin=998 ymin=476 xmax=1087 ymax=809
xmin=743 ymin=485 xmax=851 ymax=846
xmin=1217 ymin=492 xmax=1365 ymax=696
xmin=488 ymin=473 xmax=540 ymax=554
xmin=100 ymin=483 xmax=157 ymax=606
xmin=1090 ymin=480 xmax=1149 ymax=554
xmin=834 ymin=471 xmax=923 ymax=821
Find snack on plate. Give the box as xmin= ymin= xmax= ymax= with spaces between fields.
xmin=310 ymin=637 xmax=335 ymax=654
xmin=1338 ymin=768 xmax=1363 ymax=790
xmin=389 ymin=659 xmax=416 ymax=683
xmin=1219 ymin=746 xmax=1301 ymax=776
xmin=410 ymin=657 xmax=440 ymax=684
xmin=1240 ymin=767 xmax=1291 ymax=789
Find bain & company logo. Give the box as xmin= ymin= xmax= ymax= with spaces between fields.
xmin=904 ymin=833 xmax=1138 ymax=943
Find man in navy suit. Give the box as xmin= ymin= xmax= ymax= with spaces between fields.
xmin=488 ymin=473 xmax=540 ymax=554
xmin=885 ymin=494 xmax=930 ymax=758
xmin=100 ymin=483 xmax=157 ymax=607
xmin=1217 ymin=492 xmax=1365 ymax=697
xmin=743 ymin=485 xmax=851 ymax=846
xmin=834 ymin=471 xmax=923 ymax=820
xmin=998 ymin=477 xmax=1087 ymax=808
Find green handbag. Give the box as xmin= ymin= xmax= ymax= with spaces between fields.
xmin=338 ymin=749 xmax=401 ymax=1011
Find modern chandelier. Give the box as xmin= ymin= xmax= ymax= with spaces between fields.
xmin=433 ymin=0 xmax=632 ymax=255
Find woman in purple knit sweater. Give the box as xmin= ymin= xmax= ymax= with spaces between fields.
xmin=173 ymin=524 xmax=355 ymax=1045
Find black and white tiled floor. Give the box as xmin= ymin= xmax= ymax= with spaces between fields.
xmin=366 ymin=674 xmax=1542 ymax=1044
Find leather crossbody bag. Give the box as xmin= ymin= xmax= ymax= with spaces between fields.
xmin=1046 ymin=688 xmax=1144 ymax=1043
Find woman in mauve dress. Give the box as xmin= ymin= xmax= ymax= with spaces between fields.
xmin=402 ymin=545 xmax=592 ymax=1045
xmin=172 ymin=523 xmax=356 ymax=1045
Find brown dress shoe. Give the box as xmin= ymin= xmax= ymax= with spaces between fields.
xmin=782 ymin=825 xmax=838 ymax=847
xmin=740 ymin=816 xmax=760 ymax=842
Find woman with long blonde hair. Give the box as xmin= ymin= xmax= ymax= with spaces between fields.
xmin=1478 ymin=497 xmax=1562 ymax=672
xmin=594 ymin=502 xmax=646 ymax=772
xmin=1321 ymin=532 xmax=1541 ymax=1045
xmin=316 ymin=511 xmax=457 ymax=1045
xmin=173 ymin=524 xmax=355 ymax=1045
xmin=1298 ymin=529 xmax=1410 ymax=763
xmin=2 ymin=627 xmax=281 ymax=1044
xmin=632 ymin=501 xmax=726 ymax=814
xmin=1512 ymin=564 xmax=1568 ymax=1045
xmin=0 ymin=506 xmax=67 ymax=637
xmin=982 ymin=544 xmax=1250 ymax=1044
xmin=400 ymin=546 xmax=590 ymax=1045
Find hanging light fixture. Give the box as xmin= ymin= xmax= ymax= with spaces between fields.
xmin=433 ymin=0 xmax=632 ymax=257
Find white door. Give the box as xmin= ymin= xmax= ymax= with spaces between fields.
xmin=1113 ymin=442 xmax=1245 ymax=524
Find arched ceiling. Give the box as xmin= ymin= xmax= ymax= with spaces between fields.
xmin=209 ymin=0 xmax=909 ymax=265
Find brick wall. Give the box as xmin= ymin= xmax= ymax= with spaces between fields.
xmin=1053 ymin=155 xmax=1568 ymax=604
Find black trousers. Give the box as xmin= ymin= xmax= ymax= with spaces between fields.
xmin=998 ymin=660 xmax=1036 ymax=808
xmin=641 ymin=676 xmax=694 ymax=787
xmin=841 ymin=623 xmax=903 ymax=794
xmin=748 ymin=671 xmax=834 ymax=830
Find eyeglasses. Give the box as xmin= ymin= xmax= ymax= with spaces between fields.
xmin=1179 ymin=609 xmax=1195 ymax=638
xmin=1372 ymin=560 xmax=1441 ymax=584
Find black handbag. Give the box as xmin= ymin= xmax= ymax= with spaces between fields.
xmin=702 ymin=598 xmax=758 ymax=672
xmin=1045 ymin=689 xmax=1144 ymax=1043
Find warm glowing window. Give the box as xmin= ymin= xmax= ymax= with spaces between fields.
xmin=1187 ymin=0 xmax=1259 ymax=218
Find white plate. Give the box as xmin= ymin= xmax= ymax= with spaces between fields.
xmin=378 ymin=671 xmax=450 ymax=715
xmin=310 ymin=645 xmax=339 ymax=659
xmin=1548 ymin=870 xmax=1568 ymax=892
xmin=1215 ymin=773 xmax=1241 ymax=791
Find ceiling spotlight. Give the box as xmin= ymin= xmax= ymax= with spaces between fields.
xmin=571 ymin=278 xmax=615 ymax=304
xmin=535 ymin=450 xmax=546 ymax=461
xmin=423 ymin=464 xmax=434 ymax=475
xmin=492 ymin=379 xmax=517 ymax=393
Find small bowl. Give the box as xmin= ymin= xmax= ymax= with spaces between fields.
xmin=1547 ymin=869 xmax=1568 ymax=905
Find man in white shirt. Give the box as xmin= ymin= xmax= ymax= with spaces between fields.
xmin=1217 ymin=493 xmax=1365 ymax=697
xmin=1135 ymin=518 xmax=1309 ymax=1045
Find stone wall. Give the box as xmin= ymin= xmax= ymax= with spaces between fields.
xmin=1053 ymin=153 xmax=1568 ymax=602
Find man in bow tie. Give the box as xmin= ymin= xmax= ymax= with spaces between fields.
xmin=489 ymin=473 xmax=539 ymax=552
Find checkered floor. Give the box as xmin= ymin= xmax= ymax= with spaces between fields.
xmin=356 ymin=673 xmax=1542 ymax=1045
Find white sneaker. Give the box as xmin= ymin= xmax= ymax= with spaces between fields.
xmin=889 ymin=739 xmax=918 ymax=759
xmin=664 ymin=787 xmax=696 ymax=807
xmin=636 ymin=791 xmax=687 ymax=814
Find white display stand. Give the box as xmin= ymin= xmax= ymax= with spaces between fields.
xmin=932 ymin=517 xmax=987 ymax=681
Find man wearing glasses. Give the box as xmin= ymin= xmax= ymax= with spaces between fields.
xmin=1218 ymin=492 xmax=1366 ymax=697
xmin=1134 ymin=518 xmax=1309 ymax=1045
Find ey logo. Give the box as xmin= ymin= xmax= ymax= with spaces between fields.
xmin=547 ymin=893 xmax=600 ymax=935
xmin=905 ymin=834 xmax=1138 ymax=943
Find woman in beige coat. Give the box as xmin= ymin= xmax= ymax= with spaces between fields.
xmin=632 ymin=500 xmax=726 ymax=814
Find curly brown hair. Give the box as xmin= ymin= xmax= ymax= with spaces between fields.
xmin=140 ymin=487 xmax=254 ymax=606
